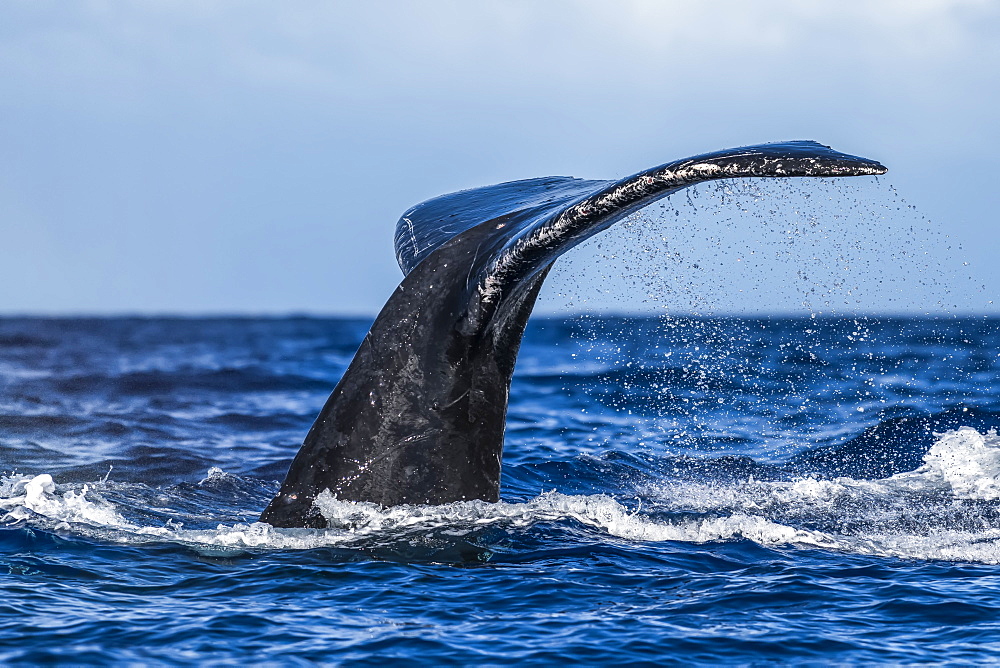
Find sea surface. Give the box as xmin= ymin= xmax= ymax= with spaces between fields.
xmin=3 ymin=315 xmax=1000 ymax=664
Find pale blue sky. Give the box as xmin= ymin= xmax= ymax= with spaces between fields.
xmin=1 ymin=1 xmax=997 ymax=315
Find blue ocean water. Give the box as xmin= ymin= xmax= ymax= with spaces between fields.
xmin=3 ymin=315 xmax=1000 ymax=664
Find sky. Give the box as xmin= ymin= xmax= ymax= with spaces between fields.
xmin=1 ymin=0 xmax=998 ymax=316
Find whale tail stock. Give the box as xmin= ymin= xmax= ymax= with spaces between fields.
xmin=260 ymin=141 xmax=886 ymax=528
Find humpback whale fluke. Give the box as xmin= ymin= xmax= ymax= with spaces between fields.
xmin=260 ymin=141 xmax=886 ymax=528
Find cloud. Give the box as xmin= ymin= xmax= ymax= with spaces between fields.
xmin=4 ymin=1 xmax=997 ymax=107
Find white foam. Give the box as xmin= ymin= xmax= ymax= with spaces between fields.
xmin=0 ymin=473 xmax=127 ymax=528
xmin=0 ymin=472 xmax=834 ymax=555
xmin=888 ymin=426 xmax=1000 ymax=500
xmin=5 ymin=427 xmax=1000 ymax=563
xmin=312 ymin=488 xmax=832 ymax=546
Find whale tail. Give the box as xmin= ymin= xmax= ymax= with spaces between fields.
xmin=261 ymin=141 xmax=886 ymax=528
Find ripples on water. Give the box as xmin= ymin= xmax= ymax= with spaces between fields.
xmin=2 ymin=316 xmax=1000 ymax=663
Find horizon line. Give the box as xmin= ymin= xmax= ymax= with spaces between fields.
xmin=1 ymin=309 xmax=997 ymax=320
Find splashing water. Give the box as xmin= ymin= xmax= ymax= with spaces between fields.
xmin=540 ymin=177 xmax=974 ymax=316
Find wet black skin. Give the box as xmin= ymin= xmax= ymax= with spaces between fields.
xmin=260 ymin=141 xmax=886 ymax=528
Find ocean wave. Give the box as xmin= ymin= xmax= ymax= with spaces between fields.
xmin=4 ymin=428 xmax=1000 ymax=563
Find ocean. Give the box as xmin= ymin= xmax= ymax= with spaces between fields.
xmin=3 ymin=314 xmax=1000 ymax=664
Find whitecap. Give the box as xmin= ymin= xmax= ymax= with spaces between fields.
xmin=6 ymin=430 xmax=1000 ymax=564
